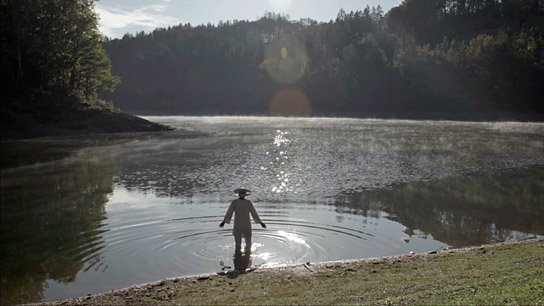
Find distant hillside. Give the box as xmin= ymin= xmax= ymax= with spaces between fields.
xmin=100 ymin=0 xmax=544 ymax=118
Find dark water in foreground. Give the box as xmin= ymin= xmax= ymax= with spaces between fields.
xmin=1 ymin=117 xmax=543 ymax=304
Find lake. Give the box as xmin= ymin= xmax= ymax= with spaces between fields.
xmin=1 ymin=116 xmax=543 ymax=304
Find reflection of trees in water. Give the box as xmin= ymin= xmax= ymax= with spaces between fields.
xmin=0 ymin=160 xmax=117 ymax=305
xmin=116 ymin=163 xmax=201 ymax=199
xmin=115 ymin=149 xmax=232 ymax=200
xmin=335 ymin=167 xmax=544 ymax=248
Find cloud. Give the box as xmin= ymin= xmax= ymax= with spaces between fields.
xmin=96 ymin=0 xmax=180 ymax=38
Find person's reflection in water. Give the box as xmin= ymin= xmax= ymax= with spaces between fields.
xmin=220 ymin=188 xmax=266 ymax=252
xmin=233 ymin=249 xmax=252 ymax=271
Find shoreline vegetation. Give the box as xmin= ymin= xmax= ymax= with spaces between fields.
xmin=1 ymin=92 xmax=172 ymax=140
xmin=1 ymin=1 xmax=170 ymax=140
xmin=43 ymin=238 xmax=543 ymax=305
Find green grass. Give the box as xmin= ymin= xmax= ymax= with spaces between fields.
xmin=51 ymin=239 xmax=544 ymax=305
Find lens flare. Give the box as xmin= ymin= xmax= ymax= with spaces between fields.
xmin=269 ymin=89 xmax=311 ymax=117
xmin=263 ymin=35 xmax=308 ymax=84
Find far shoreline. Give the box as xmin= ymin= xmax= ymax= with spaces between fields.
xmin=133 ymin=111 xmax=544 ymax=123
xmin=3 ymin=108 xmax=542 ymax=142
xmin=1 ymin=105 xmax=173 ymax=141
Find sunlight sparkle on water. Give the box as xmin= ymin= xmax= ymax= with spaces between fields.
xmin=277 ymin=230 xmax=308 ymax=246
xmin=2 ymin=116 xmax=543 ymax=304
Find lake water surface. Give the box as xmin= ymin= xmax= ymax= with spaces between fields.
xmin=1 ymin=117 xmax=543 ymax=304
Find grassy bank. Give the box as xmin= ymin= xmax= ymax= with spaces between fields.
xmin=47 ymin=239 xmax=543 ymax=305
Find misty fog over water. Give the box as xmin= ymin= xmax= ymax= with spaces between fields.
xmin=1 ymin=117 xmax=543 ymax=303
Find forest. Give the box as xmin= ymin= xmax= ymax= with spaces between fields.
xmin=2 ymin=0 xmax=543 ymax=120
xmin=100 ymin=0 xmax=544 ymax=118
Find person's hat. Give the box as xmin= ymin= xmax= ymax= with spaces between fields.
xmin=234 ymin=188 xmax=251 ymax=196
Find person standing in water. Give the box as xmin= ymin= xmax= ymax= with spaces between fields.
xmin=220 ymin=188 xmax=266 ymax=251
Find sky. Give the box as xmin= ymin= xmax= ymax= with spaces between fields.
xmin=95 ymin=0 xmax=402 ymax=39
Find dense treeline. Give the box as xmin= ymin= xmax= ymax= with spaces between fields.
xmin=101 ymin=0 xmax=544 ymax=117
xmin=1 ymin=0 xmax=119 ymax=105
xmin=388 ymin=0 xmax=544 ymax=113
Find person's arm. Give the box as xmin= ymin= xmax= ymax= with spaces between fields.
xmin=249 ymin=201 xmax=266 ymax=228
xmin=220 ymin=202 xmax=235 ymax=227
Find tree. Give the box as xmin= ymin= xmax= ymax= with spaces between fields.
xmin=1 ymin=0 xmax=119 ymax=104
xmin=97 ymin=1 xmax=543 ymax=116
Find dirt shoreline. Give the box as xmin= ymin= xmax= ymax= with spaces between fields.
xmin=38 ymin=238 xmax=543 ymax=305
xmin=1 ymin=93 xmax=173 ymax=140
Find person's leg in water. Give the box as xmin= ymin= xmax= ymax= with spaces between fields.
xmin=244 ymin=230 xmax=252 ymax=252
xmin=234 ymin=234 xmax=242 ymax=252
